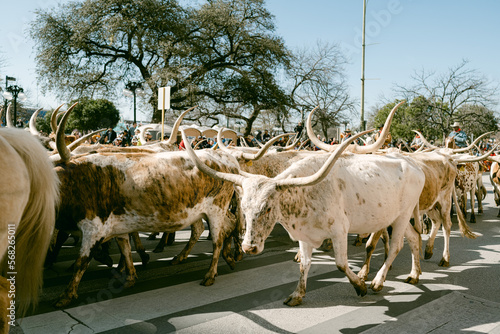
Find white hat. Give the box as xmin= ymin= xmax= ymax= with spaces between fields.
xmin=452 ymin=121 xmax=461 ymax=128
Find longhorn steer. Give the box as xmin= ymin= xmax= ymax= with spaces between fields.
xmin=184 ymin=129 xmax=425 ymax=306
xmin=454 ymin=160 xmax=481 ymax=223
xmin=359 ymin=151 xmax=476 ymax=278
xmin=46 ymin=106 xmax=196 ymax=270
xmin=53 ymin=130 xmax=240 ymax=307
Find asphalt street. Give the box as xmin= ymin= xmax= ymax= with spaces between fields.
xmin=11 ymin=174 xmax=500 ymax=333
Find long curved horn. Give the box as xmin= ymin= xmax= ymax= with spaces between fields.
xmin=351 ymin=100 xmax=404 ymax=154
xmin=282 ymin=134 xmax=300 ymax=151
xmin=67 ymin=128 xmax=107 ymax=151
xmin=450 ymin=131 xmax=494 ymax=153
xmin=50 ymin=103 xmax=65 ymax=133
xmin=412 ymin=130 xmax=439 ymax=150
xmin=194 ymin=139 xmax=207 ymax=150
xmin=306 ymin=101 xmax=404 ymax=154
xmin=165 ymin=106 xmax=197 ymax=145
xmin=140 ymin=126 xmax=153 ymax=144
xmin=453 ymin=144 xmax=498 ymax=163
xmin=254 ymin=139 xmax=265 ymax=148
xmin=305 ymin=106 xmax=331 ymax=151
xmin=276 ymin=128 xmax=374 ymax=188
xmin=402 ymin=141 xmax=413 ymax=152
xmin=5 ymin=103 xmax=14 ymax=127
xmin=55 ymin=102 xmax=78 ymax=162
xmin=239 ymin=136 xmax=248 ymax=147
xmin=217 ymin=128 xmax=294 ymax=160
xmin=414 ymin=143 xmax=426 ymax=153
xmin=182 ymin=129 xmax=245 ymax=186
xmin=29 ymin=107 xmax=44 ymax=136
xmin=298 ymin=138 xmax=310 ymax=150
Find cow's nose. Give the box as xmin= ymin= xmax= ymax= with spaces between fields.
xmin=242 ymin=243 xmax=258 ymax=254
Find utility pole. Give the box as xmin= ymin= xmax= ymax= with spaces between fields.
xmin=360 ymin=0 xmax=367 ymax=131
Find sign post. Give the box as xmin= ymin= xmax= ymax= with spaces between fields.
xmin=158 ymin=86 xmax=171 ymax=141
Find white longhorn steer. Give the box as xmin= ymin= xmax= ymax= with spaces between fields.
xmin=183 ymin=129 xmax=425 ymax=306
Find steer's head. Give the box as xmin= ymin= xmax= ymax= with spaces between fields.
xmin=237 ymin=178 xmax=280 ymax=254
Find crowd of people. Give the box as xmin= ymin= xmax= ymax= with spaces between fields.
xmin=81 ymin=122 xmax=158 ymax=146
xmin=63 ymin=118 xmax=499 ymax=158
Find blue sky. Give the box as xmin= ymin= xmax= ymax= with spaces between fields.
xmin=1 ymin=0 xmax=500 ymax=126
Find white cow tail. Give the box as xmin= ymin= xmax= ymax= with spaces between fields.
xmin=452 ymin=185 xmax=477 ymax=239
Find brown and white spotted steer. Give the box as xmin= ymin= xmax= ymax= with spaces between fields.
xmin=51 ymin=106 xmax=240 ymax=308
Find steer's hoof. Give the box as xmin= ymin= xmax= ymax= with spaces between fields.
xmin=424 ymin=250 xmax=433 ymax=260
xmin=438 ymin=258 xmax=450 ymax=267
xmin=356 ymin=282 xmax=368 ymax=296
xmin=404 ymin=276 xmax=419 ymax=285
xmin=200 ymin=276 xmax=216 ymax=286
xmin=369 ymin=281 xmax=383 ymax=293
xmin=170 ymin=256 xmax=183 ymax=265
xmin=284 ymin=295 xmax=302 ymax=306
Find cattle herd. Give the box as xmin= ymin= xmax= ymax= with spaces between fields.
xmin=0 ymin=100 xmax=499 ymax=332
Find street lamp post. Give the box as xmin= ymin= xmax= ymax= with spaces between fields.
xmin=2 ymin=76 xmax=17 ymax=125
xmin=3 ymin=80 xmax=27 ymax=127
xmin=123 ymin=82 xmax=143 ymax=124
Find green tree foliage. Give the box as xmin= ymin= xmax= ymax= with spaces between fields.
xmin=35 ymin=110 xmax=53 ymax=135
xmin=394 ymin=60 xmax=498 ymax=138
xmin=30 ymin=0 xmax=289 ymax=125
xmin=35 ymin=99 xmax=120 ymax=134
xmin=371 ymin=97 xmax=497 ymax=144
xmin=67 ymin=98 xmax=120 ymax=131
xmin=454 ymin=104 xmax=498 ymax=139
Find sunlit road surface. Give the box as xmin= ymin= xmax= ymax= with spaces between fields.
xmin=12 ymin=174 xmax=500 ymax=334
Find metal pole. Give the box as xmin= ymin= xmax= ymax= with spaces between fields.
xmin=360 ymin=0 xmax=367 ymax=131
xmin=3 ymin=76 xmax=8 ymax=125
xmin=161 ymin=87 xmax=165 ymax=140
xmin=13 ymin=95 xmax=17 ymax=127
xmin=133 ymin=90 xmax=137 ymax=124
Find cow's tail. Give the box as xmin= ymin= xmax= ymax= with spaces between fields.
xmin=452 ymin=185 xmax=477 ymax=239
xmin=1 ymin=129 xmax=59 ymax=316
